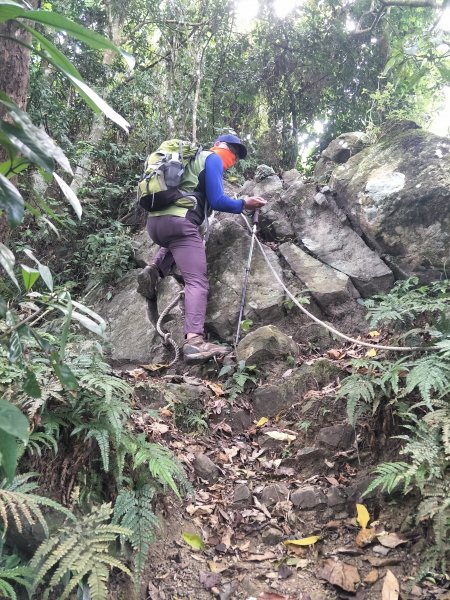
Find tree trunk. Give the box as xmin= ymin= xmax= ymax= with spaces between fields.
xmin=0 ymin=17 xmax=33 ymax=242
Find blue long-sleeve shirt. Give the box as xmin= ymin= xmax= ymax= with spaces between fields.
xmin=204 ymin=153 xmax=245 ymax=213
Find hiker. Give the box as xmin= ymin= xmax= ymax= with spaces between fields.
xmin=138 ymin=133 xmax=266 ymax=363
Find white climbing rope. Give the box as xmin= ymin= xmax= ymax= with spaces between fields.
xmin=156 ymin=290 xmax=184 ymax=366
xmin=240 ymin=213 xmax=433 ymax=353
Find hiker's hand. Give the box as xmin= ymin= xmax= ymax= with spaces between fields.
xmin=244 ymin=196 xmax=267 ymax=210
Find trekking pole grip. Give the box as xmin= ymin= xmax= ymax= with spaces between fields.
xmin=252 ymin=209 xmax=260 ymax=226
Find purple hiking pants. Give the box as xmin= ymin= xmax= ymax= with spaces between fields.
xmin=146 ymin=215 xmax=208 ymax=336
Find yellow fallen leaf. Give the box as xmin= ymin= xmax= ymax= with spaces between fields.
xmin=356 ymin=503 xmax=371 ymax=529
xmin=255 ymin=417 xmax=269 ymax=427
xmin=366 ymin=348 xmax=377 ymax=357
xmin=284 ymin=536 xmax=320 ymax=546
xmin=369 ymin=330 xmax=381 ymax=338
xmin=182 ymin=532 xmax=204 ymax=551
xmin=141 ymin=362 xmax=169 ymax=371
xmin=265 ymin=431 xmax=297 ymax=442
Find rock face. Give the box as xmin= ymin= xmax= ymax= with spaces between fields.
xmin=94 ymin=122 xmax=447 ymax=365
xmin=96 ymin=271 xmax=159 ymax=364
xmin=330 ymin=124 xmax=450 ymax=280
xmin=206 ymin=217 xmax=285 ymax=339
xmin=314 ymin=132 xmax=369 ymax=183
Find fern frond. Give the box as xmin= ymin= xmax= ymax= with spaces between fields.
xmin=405 ymin=355 xmax=450 ymax=405
xmin=336 ymin=374 xmax=376 ymax=427
xmin=113 ymin=484 xmax=158 ymax=575
xmin=84 ymin=428 xmax=110 ymax=472
xmin=0 ymin=474 xmax=74 ymax=535
xmin=31 ymin=503 xmax=132 ymax=600
xmin=25 ymin=431 xmax=58 ymax=456
xmin=363 ymin=462 xmax=413 ymax=496
xmin=131 ymin=436 xmax=189 ymax=498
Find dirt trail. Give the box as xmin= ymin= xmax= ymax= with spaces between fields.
xmin=117 ymin=351 xmax=446 ymax=600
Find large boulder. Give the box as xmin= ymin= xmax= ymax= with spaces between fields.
xmin=236 ymin=325 xmax=298 ymax=365
xmin=95 ymin=270 xmax=159 ymax=365
xmin=206 ymin=217 xmax=285 ymax=340
xmin=314 ymin=132 xmax=369 ymax=182
xmin=285 ymin=183 xmax=394 ymax=297
xmin=330 ymin=123 xmax=450 ymax=280
xmin=279 ymin=242 xmax=360 ymax=315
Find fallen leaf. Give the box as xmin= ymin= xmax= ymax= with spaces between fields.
xmin=265 ymin=431 xmax=297 ymax=442
xmin=147 ymin=582 xmax=161 ymax=599
xmin=141 ymin=362 xmax=168 ymax=371
xmin=364 ymin=569 xmax=379 ymax=584
xmin=283 ymin=536 xmax=320 ymax=546
xmin=182 ymin=532 xmax=205 ymax=551
xmin=356 ymin=503 xmax=371 ymax=529
xmin=327 ymin=349 xmax=342 ymax=359
xmin=254 ymin=495 xmax=272 ymax=518
xmin=369 ymin=330 xmax=381 ymax=337
xmin=247 ymin=551 xmax=278 ymax=561
xmin=286 ymin=557 xmax=310 ymax=569
xmin=366 ymin=556 xmax=401 ymax=567
xmin=325 ymin=476 xmax=339 ymax=486
xmin=256 ymin=417 xmax=269 ymax=427
xmin=366 ymin=348 xmax=377 ymax=357
xmin=382 ymin=569 xmax=400 ymax=600
xmin=149 ymin=422 xmax=169 ymax=434
xmin=377 ymin=532 xmax=408 ymax=548
xmin=355 ymin=527 xmax=376 ymax=547
xmin=205 ymin=381 xmax=225 ymax=396
xmin=318 ymin=558 xmax=361 ymax=593
xmin=158 ymin=407 xmax=172 ymax=417
xmin=258 ymin=594 xmax=290 ymax=600
xmin=208 ymin=560 xmax=228 ymax=573
xmin=199 ymin=571 xmax=221 ymax=590
xmin=333 ymin=547 xmax=363 ymax=556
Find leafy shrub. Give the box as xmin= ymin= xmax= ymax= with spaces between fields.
xmin=337 ymin=278 xmax=450 ymax=572
xmin=75 ymin=221 xmax=133 ymax=286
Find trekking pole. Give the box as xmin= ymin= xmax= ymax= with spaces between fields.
xmin=235 ymin=209 xmax=259 ymax=348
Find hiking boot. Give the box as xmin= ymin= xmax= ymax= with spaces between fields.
xmin=183 ymin=335 xmax=231 ymax=363
xmin=137 ymin=265 xmax=160 ymax=300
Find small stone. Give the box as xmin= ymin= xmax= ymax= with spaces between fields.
xmin=233 ymin=484 xmax=252 ymax=505
xmin=317 ymin=424 xmax=354 ymax=449
xmin=255 ymin=164 xmax=276 ymax=181
xmin=262 ymin=527 xmax=284 ymax=546
xmin=373 ymin=545 xmax=391 ymax=556
xmin=314 ymin=192 xmax=327 ymax=206
xmin=321 ymin=185 xmax=331 ymax=193
xmin=291 ymin=486 xmax=326 ymax=509
xmin=193 ymin=454 xmax=219 ymax=483
xmin=326 ymin=486 xmax=348 ymax=508
xmin=261 ymin=484 xmax=290 ymax=506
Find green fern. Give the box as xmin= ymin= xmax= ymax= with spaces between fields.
xmin=0 ymin=473 xmax=74 ymax=535
xmin=30 ymin=503 xmax=132 ymax=600
xmin=113 ymin=483 xmax=158 ymax=575
xmin=0 ymin=539 xmax=33 ymax=600
xmin=417 ymin=479 xmax=450 ymax=572
xmin=363 ymin=461 xmax=414 ymax=496
xmin=337 ymin=374 xmax=375 ymax=426
xmin=126 ymin=434 xmax=190 ymax=498
xmin=404 ymin=355 xmax=450 ymax=406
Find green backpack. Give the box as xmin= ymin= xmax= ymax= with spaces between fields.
xmin=137 ymin=139 xmax=202 ymax=212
